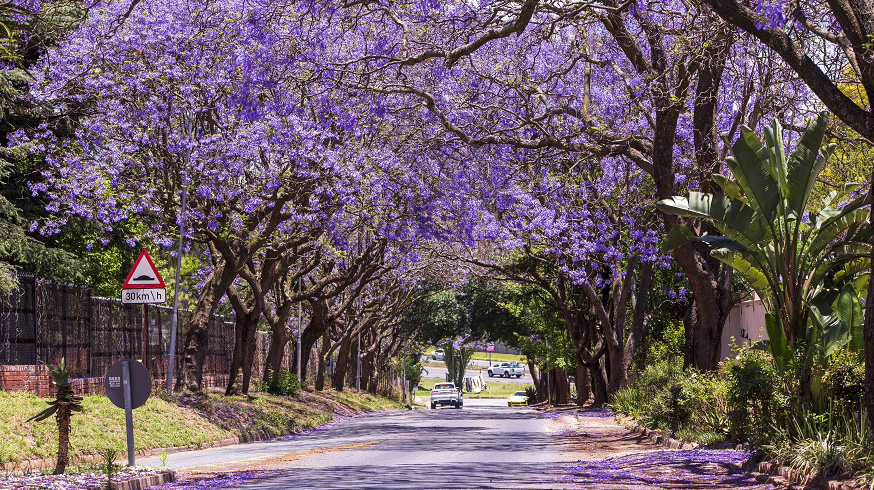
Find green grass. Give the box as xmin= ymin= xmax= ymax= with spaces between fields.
xmin=0 ymin=391 xmax=231 ymax=464
xmin=0 ymin=388 xmax=402 ymax=466
xmin=470 ymin=351 xmax=525 ymax=363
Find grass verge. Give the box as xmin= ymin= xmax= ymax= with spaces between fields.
xmin=0 ymin=388 xmax=401 ymax=466
xmin=470 ymin=351 xmax=525 ymax=363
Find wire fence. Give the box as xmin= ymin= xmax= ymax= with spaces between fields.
xmin=0 ymin=275 xmax=234 ymax=380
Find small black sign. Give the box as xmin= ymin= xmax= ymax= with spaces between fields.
xmin=104 ymin=359 xmax=152 ymax=410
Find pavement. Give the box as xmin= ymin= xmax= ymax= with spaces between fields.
xmin=143 ymin=400 xmax=772 ymax=490
xmin=142 ymin=399 xmax=576 ymax=489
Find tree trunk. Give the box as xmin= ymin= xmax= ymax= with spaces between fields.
xmin=554 ymin=367 xmax=570 ymax=405
xmin=590 ymin=359 xmax=609 ymax=407
xmin=299 ymin=300 xmax=329 ymax=382
xmin=528 ymin=361 xmax=545 ymax=402
xmin=53 ymin=405 xmax=70 ymax=475
xmin=263 ymin=326 xmax=290 ymax=387
xmin=314 ymin=331 xmax=329 ymax=391
xmin=178 ymin=261 xmax=237 ymax=392
xmin=606 ymin=340 xmax=628 ymax=395
xmin=575 ymin=363 xmax=590 ymax=406
xmin=333 ymin=335 xmax=352 ymax=391
xmin=226 ymin=310 xmax=259 ymax=395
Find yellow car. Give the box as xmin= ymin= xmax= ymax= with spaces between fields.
xmin=507 ymin=391 xmax=529 ymax=406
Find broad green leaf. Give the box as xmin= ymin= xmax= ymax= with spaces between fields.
xmin=765 ymin=312 xmax=789 ymax=371
xmin=820 ymin=183 xmax=861 ymax=210
xmin=660 ymin=225 xmax=696 ymax=252
xmin=786 ymin=113 xmax=829 ymax=214
xmin=727 ymin=126 xmax=781 ymax=223
xmin=808 ymin=209 xmax=870 ymax=257
xmin=835 ymin=283 xmax=862 ymax=355
xmin=657 ymin=192 xmax=769 ymax=244
xmin=763 ymin=120 xmax=787 ymax=195
xmin=709 ymin=250 xmax=770 ymax=295
xmin=696 ymin=234 xmax=750 ymax=253
xmin=711 ymin=174 xmax=743 ymax=201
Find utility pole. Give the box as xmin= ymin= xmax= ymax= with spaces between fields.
xmin=297 ymin=276 xmax=302 ymax=383
xmin=165 ymin=160 xmax=188 ymax=393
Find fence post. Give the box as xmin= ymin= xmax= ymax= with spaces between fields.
xmin=61 ymin=284 xmax=68 ymax=366
xmin=31 ymin=277 xmax=39 ymax=364
xmin=87 ymin=291 xmax=93 ymax=377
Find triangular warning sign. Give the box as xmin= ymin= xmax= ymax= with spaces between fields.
xmin=122 ymin=249 xmax=166 ymax=289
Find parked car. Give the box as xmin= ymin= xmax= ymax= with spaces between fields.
xmin=487 ymin=361 xmax=524 ymax=378
xmin=430 ymin=382 xmax=463 ymax=409
xmin=431 ymin=348 xmax=445 ymax=361
xmin=507 ymin=391 xmax=529 ymax=406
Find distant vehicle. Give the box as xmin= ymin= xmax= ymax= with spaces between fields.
xmin=430 ymin=382 xmax=463 ymax=409
xmin=507 ymin=391 xmax=529 ymax=406
xmin=431 ymin=349 xmax=445 ymax=361
xmin=488 ymin=361 xmax=524 ymax=378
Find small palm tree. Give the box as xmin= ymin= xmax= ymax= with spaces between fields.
xmin=27 ymin=358 xmax=83 ymax=474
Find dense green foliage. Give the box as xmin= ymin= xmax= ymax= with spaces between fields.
xmin=611 ymin=347 xmax=871 ymax=484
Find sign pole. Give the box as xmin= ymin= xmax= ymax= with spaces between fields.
xmin=166 ymin=186 xmax=187 ymax=393
xmin=122 ymin=360 xmax=136 ymax=466
xmin=141 ymin=305 xmax=147 ymax=362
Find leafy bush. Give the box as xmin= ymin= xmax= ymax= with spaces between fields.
xmin=609 ymin=359 xmax=694 ymax=436
xmin=524 ymin=386 xmax=537 ymax=402
xmin=723 ymin=348 xmax=783 ymax=443
xmin=683 ymin=371 xmax=729 ymax=438
xmin=254 ymin=368 xmax=300 ymax=397
xmin=822 ymin=350 xmax=864 ymax=407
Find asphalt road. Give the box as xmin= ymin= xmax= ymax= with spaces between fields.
xmin=143 ymin=400 xmax=577 ymax=489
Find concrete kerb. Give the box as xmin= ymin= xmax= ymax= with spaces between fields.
xmin=111 ymin=470 xmax=177 ymax=490
xmin=614 ymin=414 xmax=863 ymax=490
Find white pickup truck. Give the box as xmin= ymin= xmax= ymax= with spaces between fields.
xmin=488 ymin=361 xmax=525 ymax=378
xmin=430 ymin=382 xmax=463 ymax=409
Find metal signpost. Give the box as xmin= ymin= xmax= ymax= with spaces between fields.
xmin=121 ymin=248 xmax=166 ymax=363
xmin=104 ymin=359 xmax=152 ymax=466
xmin=112 ymin=249 xmax=164 ymax=465
xmin=296 ymin=277 xmax=302 ymax=382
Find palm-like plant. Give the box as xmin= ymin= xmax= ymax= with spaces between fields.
xmin=658 ymin=113 xmax=869 ymax=373
xmin=27 ymin=358 xmax=83 ymax=474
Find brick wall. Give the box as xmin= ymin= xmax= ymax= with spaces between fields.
xmin=0 ymin=365 xmax=232 ymax=397
xmin=0 ymin=365 xmax=53 ymax=396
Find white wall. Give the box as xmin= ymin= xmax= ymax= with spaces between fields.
xmin=720 ymin=297 xmax=767 ymax=360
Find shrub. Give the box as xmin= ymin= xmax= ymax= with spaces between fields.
xmin=683 ymin=371 xmax=729 ymax=439
xmin=822 ymin=350 xmax=864 ymax=407
xmin=609 ymin=359 xmax=691 ymax=435
xmin=524 ymin=386 xmax=536 ymax=402
xmin=262 ymin=369 xmax=300 ymax=397
xmin=766 ymin=404 xmax=873 ymax=481
xmin=723 ymin=348 xmax=782 ymax=443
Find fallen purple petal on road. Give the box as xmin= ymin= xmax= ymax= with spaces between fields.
xmin=147 ymin=470 xmax=275 ymax=489
xmin=560 ymin=449 xmax=774 ymax=489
